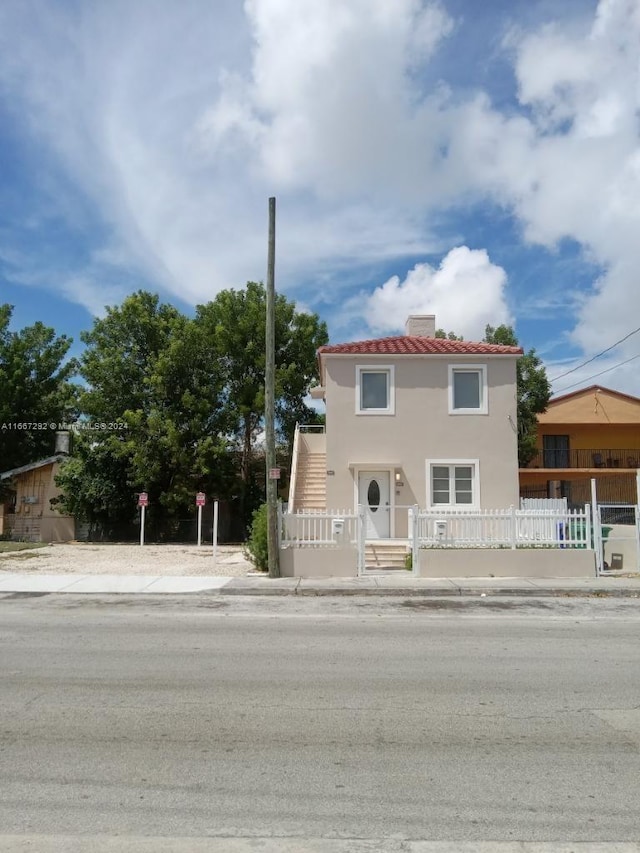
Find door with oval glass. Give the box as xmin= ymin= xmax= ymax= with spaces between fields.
xmin=358 ymin=471 xmax=391 ymax=538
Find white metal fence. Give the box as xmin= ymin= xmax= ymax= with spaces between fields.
xmin=279 ymin=506 xmax=361 ymax=546
xmin=279 ymin=504 xmax=593 ymax=578
xmin=411 ymin=506 xmax=592 ymax=551
xmin=278 ymin=504 xmax=366 ymax=574
xmin=520 ymin=497 xmax=568 ymax=512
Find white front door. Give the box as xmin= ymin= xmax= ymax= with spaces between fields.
xmin=358 ymin=471 xmax=391 ymax=538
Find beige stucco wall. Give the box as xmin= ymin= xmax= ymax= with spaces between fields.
xmin=298 ymin=431 xmax=326 ymax=454
xmin=279 ymin=546 xmax=357 ymax=577
xmin=417 ymin=548 xmax=596 ymax=578
xmin=323 ymin=354 xmax=519 ymax=521
xmin=279 ymin=544 xmax=596 ymax=578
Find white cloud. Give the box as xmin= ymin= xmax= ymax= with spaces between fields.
xmin=362 ymin=246 xmax=512 ymax=339
xmin=503 ymin=0 xmax=640 ymax=359
xmin=59 ymin=276 xmax=128 ymax=319
xmin=0 ymin=0 xmax=458 ymax=314
xmin=0 ymin=0 xmax=640 ymax=398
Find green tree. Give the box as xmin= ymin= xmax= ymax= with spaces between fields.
xmin=195 ymin=281 xmax=328 ymax=523
xmin=434 ymin=328 xmax=464 ymax=340
xmin=0 ymin=304 xmax=77 ymax=475
xmin=55 ymin=291 xmax=229 ymax=530
xmin=483 ymin=324 xmax=551 ymax=466
xmin=55 ymin=284 xmax=327 ymax=536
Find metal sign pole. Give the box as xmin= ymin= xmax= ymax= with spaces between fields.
xmin=140 ymin=504 xmax=145 ymax=547
xmin=212 ymin=499 xmax=219 ymax=566
xmin=197 ymin=505 xmax=202 ymax=547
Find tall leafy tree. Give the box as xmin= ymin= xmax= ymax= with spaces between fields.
xmin=0 ymin=304 xmax=77 ymax=474
xmin=483 ymin=324 xmax=551 ymax=466
xmin=56 ymin=291 xmax=228 ymax=529
xmin=56 ymin=284 xmax=327 ymax=535
xmin=195 ymin=281 xmax=328 ymax=520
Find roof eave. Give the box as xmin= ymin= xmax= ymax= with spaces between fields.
xmin=0 ymin=454 xmax=66 ymax=481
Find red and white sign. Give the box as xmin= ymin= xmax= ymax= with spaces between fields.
xmin=137 ymin=492 xmax=149 ymax=507
xmin=269 ymin=468 xmax=281 ymax=480
xmin=196 ymin=492 xmax=206 ymax=507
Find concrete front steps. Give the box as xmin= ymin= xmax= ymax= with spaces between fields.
xmin=365 ymin=540 xmax=411 ymax=571
xmin=292 ymin=452 xmax=327 ymax=511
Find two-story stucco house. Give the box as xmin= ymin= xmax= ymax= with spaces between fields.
xmin=287 ymin=315 xmax=523 ymax=567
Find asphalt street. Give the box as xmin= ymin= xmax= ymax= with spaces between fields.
xmin=1 ymin=594 xmax=639 ymax=847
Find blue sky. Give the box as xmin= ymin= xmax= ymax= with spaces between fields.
xmin=1 ymin=0 xmax=639 ymax=396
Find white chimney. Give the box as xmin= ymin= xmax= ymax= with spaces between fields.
xmin=405 ymin=315 xmax=435 ymax=337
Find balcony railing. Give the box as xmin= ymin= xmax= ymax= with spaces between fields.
xmin=525 ymin=449 xmax=640 ymax=470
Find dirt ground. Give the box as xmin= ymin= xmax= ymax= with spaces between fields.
xmin=0 ymin=542 xmax=256 ymax=576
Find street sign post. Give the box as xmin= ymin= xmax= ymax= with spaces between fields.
xmin=195 ymin=492 xmax=206 ymax=546
xmin=212 ymin=499 xmax=219 ymax=565
xmin=137 ymin=492 xmax=149 ymax=546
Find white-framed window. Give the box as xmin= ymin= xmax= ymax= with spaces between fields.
xmin=426 ymin=459 xmax=480 ymax=508
xmin=356 ymin=365 xmax=395 ymax=415
xmin=448 ymin=364 xmax=488 ymax=414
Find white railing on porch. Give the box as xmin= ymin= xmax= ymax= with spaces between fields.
xmin=411 ymin=505 xmax=592 ymax=550
xmin=278 ymin=504 xmax=366 ymax=575
xmin=279 ymin=506 xmax=360 ymax=546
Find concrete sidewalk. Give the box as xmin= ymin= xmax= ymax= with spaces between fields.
xmin=1 ymin=572 xmax=640 ymax=596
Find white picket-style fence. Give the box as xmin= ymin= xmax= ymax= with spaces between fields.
xmin=520 ymin=497 xmax=568 ymax=512
xmin=278 ymin=504 xmax=593 ymax=579
xmin=412 ymin=505 xmax=592 ymax=550
xmin=279 ymin=506 xmax=361 ymax=546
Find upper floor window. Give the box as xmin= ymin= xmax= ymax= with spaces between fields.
xmin=448 ymin=364 xmax=488 ymax=414
xmin=356 ymin=365 xmax=395 ymax=415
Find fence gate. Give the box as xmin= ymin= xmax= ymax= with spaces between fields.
xmin=591 ymin=474 xmax=640 ymax=575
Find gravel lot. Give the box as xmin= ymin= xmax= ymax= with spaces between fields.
xmin=0 ymin=543 xmax=255 ymax=576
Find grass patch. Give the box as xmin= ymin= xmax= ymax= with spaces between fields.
xmin=0 ymin=541 xmax=48 ymax=554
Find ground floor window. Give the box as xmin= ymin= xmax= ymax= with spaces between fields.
xmin=427 ymin=460 xmax=479 ymax=507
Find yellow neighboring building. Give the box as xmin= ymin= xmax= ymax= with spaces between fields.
xmin=520 ymin=385 xmax=640 ymax=506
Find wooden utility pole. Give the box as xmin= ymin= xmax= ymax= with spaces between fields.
xmin=265 ymin=196 xmax=280 ymax=577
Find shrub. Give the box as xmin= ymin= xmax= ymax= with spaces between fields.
xmin=245 ymin=502 xmax=268 ymax=571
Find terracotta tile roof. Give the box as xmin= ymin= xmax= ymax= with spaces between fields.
xmin=318 ymin=336 xmax=523 ymax=356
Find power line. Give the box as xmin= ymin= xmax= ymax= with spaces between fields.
xmin=553 ymin=352 xmax=640 ymax=395
xmin=549 ymin=325 xmax=640 ymax=383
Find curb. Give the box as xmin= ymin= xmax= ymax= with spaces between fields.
xmin=1 ymin=573 xmax=639 ymax=598
xmin=218 ymin=577 xmax=640 ymax=598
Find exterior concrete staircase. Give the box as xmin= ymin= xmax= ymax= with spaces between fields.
xmin=364 ymin=540 xmax=411 ymax=571
xmin=290 ymin=426 xmax=326 ymax=512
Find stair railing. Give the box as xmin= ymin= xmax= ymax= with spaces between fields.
xmin=288 ymin=422 xmax=302 ymax=512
